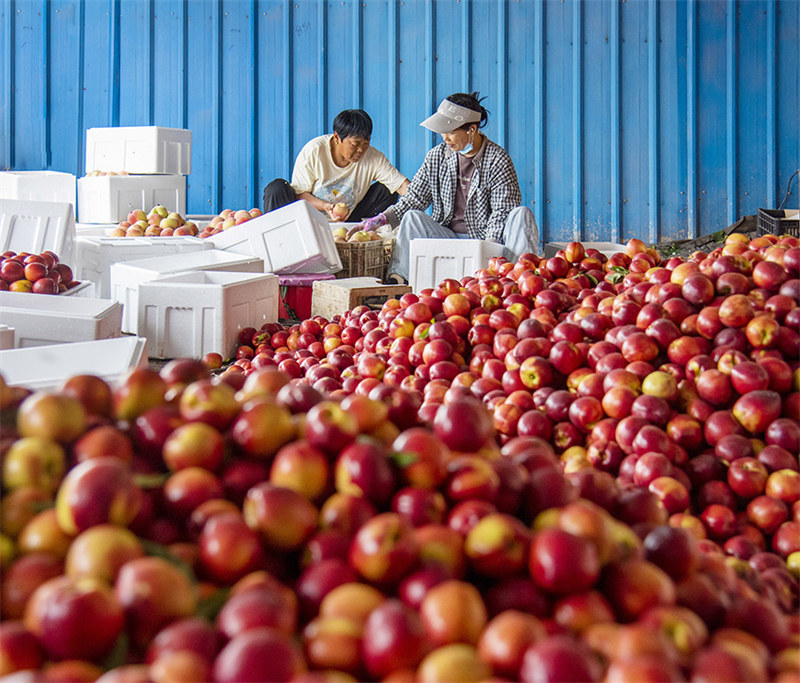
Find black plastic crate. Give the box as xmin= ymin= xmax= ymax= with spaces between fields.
xmin=757 ymin=208 xmax=799 ymax=238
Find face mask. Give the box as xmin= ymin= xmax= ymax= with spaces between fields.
xmin=458 ymin=130 xmax=476 ymax=156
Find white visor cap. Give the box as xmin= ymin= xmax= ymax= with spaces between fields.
xmin=420 ymin=99 xmax=482 ymax=134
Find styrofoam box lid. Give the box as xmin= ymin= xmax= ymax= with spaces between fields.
xmin=60 ymin=281 xmax=96 ymax=297
xmin=0 ymin=199 xmax=76 ymax=266
xmin=209 ymin=200 xmax=342 ymax=275
xmin=0 ymin=336 xmax=147 ymax=390
xmin=144 ymin=270 xmax=277 ymax=289
xmin=76 ymin=223 xmax=118 ymax=237
xmin=279 ymin=273 xmax=336 ymax=286
xmin=0 ymin=172 xmax=77 ymax=208
xmin=0 ymin=289 xmax=121 ymax=317
xmin=111 ymin=249 xmax=264 ymax=278
xmin=86 ymin=126 xmax=191 ymax=175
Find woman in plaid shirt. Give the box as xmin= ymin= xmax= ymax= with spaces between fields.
xmin=356 ymin=92 xmax=538 ymax=284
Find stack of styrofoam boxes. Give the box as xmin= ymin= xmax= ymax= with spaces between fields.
xmin=209 ymin=199 xmax=343 ymax=276
xmin=408 ymin=238 xmax=506 ymax=293
xmin=109 ymin=250 xmax=265 ymax=334
xmin=77 ymin=126 xmax=191 ymax=225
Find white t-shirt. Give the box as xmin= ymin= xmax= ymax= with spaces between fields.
xmin=291 ymin=134 xmax=407 ymax=209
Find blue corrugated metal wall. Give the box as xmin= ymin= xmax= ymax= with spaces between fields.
xmin=1 ymin=0 xmax=798 ymax=245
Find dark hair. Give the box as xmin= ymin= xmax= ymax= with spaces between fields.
xmin=446 ymin=92 xmax=489 ymax=130
xmin=333 ymin=109 xmax=373 ymax=140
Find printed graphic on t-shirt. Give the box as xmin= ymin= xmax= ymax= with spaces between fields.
xmin=315 ymin=180 xmax=356 ymax=208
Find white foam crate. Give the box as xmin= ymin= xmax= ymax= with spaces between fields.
xmin=0 ymin=336 xmax=148 ymax=391
xmin=0 ymin=171 xmax=77 ymax=209
xmin=75 ymin=235 xmax=212 ymax=298
xmin=110 ymin=250 xmax=265 ymax=334
xmin=0 ymin=324 xmax=14 ymax=350
xmin=0 ymin=290 xmax=123 ymax=348
xmin=61 ymin=281 xmax=96 ymax=297
xmin=77 ymin=174 xmax=186 ymax=224
xmin=85 ymin=126 xmax=192 ymax=175
xmin=209 ymin=200 xmax=342 ymax=275
xmin=544 ymin=241 xmax=628 ymax=258
xmin=138 ymin=271 xmax=279 ymax=360
xmin=76 ymin=223 xmax=118 ymax=237
xmin=0 ymin=199 xmax=76 ymax=266
xmin=409 ymin=238 xmax=506 ymax=292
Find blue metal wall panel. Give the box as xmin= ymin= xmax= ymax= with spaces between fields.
xmin=2 ymin=0 xmax=799 ymax=242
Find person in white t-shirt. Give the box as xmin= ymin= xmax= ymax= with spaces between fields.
xmin=262 ymin=109 xmax=410 ymax=221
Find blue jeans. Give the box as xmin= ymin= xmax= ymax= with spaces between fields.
xmin=386 ymin=207 xmax=539 ymax=281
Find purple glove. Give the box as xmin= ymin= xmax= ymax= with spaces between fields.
xmin=363 ymin=212 xmax=388 ymax=231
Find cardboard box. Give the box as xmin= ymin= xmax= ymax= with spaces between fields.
xmin=0 ymin=290 xmax=123 ymax=347
xmin=0 ymin=324 xmax=14 ymax=350
xmin=77 ymin=174 xmax=186 ymax=224
xmin=311 ymin=277 xmax=411 ymax=321
xmin=75 ymin=235 xmax=211 ymax=298
xmin=543 ymin=241 xmax=627 ymax=259
xmin=0 ymin=199 xmax=76 ymax=266
xmin=138 ymin=271 xmax=280 ymax=359
xmin=110 ymin=250 xmax=265 ymax=334
xmin=409 ymin=238 xmax=505 ymax=292
xmin=85 ymin=126 xmax=192 ymax=175
xmin=209 ymin=200 xmax=342 ymax=275
xmin=0 ymin=171 xmax=77 ymax=208
xmin=0 ymin=336 xmax=147 ymax=390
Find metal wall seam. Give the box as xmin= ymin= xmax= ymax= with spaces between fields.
xmin=182 ymin=0 xmax=189 ymax=130
xmin=572 ymin=0 xmax=582 ymax=240
xmin=2 ymin=0 xmax=12 ymax=169
xmin=284 ymin=0 xmax=292 ymax=172
xmin=250 ymin=0 xmax=257 ymax=209
xmin=726 ymin=0 xmax=737 ymax=225
xmin=212 ymin=0 xmax=222 ymax=209
xmin=647 ymin=0 xmax=658 ymax=243
xmin=76 ymin=0 xmax=86 ymax=172
xmin=389 ymin=0 xmax=398 ymax=164
xmin=461 ymin=0 xmax=469 ymax=92
xmin=108 ymin=0 xmax=120 ymax=128
xmin=686 ymin=0 xmax=697 ymax=239
xmin=427 ymin=0 xmax=435 ymax=151
xmin=497 ymin=0 xmax=507 ymax=149
xmin=316 ymin=1 xmax=326 ymax=135
xmin=148 ymin=0 xmax=155 ymax=124
xmin=533 ymin=0 xmax=544 ymax=238
xmin=42 ymin=0 xmax=51 ymax=167
xmin=766 ymin=0 xmax=776 ymax=204
xmin=353 ymin=0 xmax=362 ymax=108
xmin=610 ymin=0 xmax=620 ymax=243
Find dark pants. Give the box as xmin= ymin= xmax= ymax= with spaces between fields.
xmin=262 ymin=178 xmax=398 ymax=220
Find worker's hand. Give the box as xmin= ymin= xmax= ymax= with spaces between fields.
xmin=326 ymin=202 xmax=351 ymax=222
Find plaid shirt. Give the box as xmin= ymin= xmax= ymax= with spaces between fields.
xmin=384 ymin=137 xmax=522 ymax=242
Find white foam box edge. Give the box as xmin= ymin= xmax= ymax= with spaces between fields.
xmin=138 ymin=271 xmax=279 ymax=360
xmin=74 ymin=235 xmax=212 ymax=298
xmin=543 ymin=241 xmax=627 ymax=259
xmin=77 ymin=174 xmax=186 ymax=224
xmin=0 ymin=171 xmax=77 ymax=208
xmin=0 ymin=199 xmax=76 ymax=266
xmin=208 ymin=200 xmax=342 ymax=275
xmin=0 ymin=324 xmax=15 ymax=350
xmin=0 ymin=336 xmax=148 ymax=391
xmin=0 ymin=290 xmax=123 ymax=348
xmin=110 ymin=250 xmax=265 ymax=334
xmin=85 ymin=126 xmax=192 ymax=175
xmin=408 ymin=238 xmax=506 ymax=292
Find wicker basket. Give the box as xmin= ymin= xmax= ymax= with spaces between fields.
xmin=335 ymin=238 xmax=394 ymax=279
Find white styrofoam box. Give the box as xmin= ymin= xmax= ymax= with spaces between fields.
xmin=0 ymin=199 xmax=76 ymax=266
xmin=186 ymin=215 xmax=214 ymax=230
xmin=75 ymin=235 xmax=212 ymax=298
xmin=408 ymin=238 xmax=506 ymax=292
xmin=110 ymin=250 xmax=265 ymax=334
xmin=0 ymin=290 xmax=122 ymax=348
xmin=0 ymin=171 xmax=77 ymax=208
xmin=76 ymin=223 xmax=118 ymax=237
xmin=61 ymin=281 xmax=96 ymax=297
xmin=138 ymin=271 xmax=279 ymax=360
xmin=0 ymin=336 xmax=147 ymax=391
xmin=77 ymin=174 xmax=186 ymax=224
xmin=209 ymin=200 xmax=342 ymax=275
xmin=0 ymin=324 xmax=14 ymax=350
xmin=85 ymin=126 xmax=192 ymax=175
xmin=543 ymin=241 xmax=627 ymax=259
